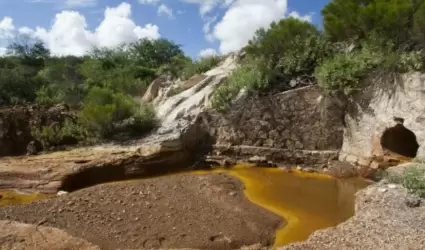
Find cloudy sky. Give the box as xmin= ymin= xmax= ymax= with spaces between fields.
xmin=0 ymin=0 xmax=330 ymax=58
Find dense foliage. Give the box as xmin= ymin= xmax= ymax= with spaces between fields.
xmin=0 ymin=36 xmax=220 ymax=148
xmin=212 ymin=0 xmax=425 ymax=112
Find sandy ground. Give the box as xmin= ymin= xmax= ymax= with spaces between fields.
xmin=0 ymin=173 xmax=282 ymax=250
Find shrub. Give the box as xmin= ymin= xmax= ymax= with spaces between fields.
xmin=127 ymin=104 xmax=158 ymax=135
xmin=32 ymin=124 xmax=63 ymax=149
xmin=32 ymin=118 xmax=86 ymax=149
xmin=245 ymin=17 xmax=331 ymax=86
xmin=322 ymin=0 xmax=415 ymax=47
xmin=388 ymin=165 xmax=425 ymax=198
xmin=211 ymin=62 xmax=267 ymax=112
xmin=180 ymin=56 xmax=222 ymax=80
xmin=84 ymin=86 xmax=137 ymax=121
xmin=79 ymin=104 xmax=116 ymax=138
xmin=316 ymin=38 xmax=425 ymax=96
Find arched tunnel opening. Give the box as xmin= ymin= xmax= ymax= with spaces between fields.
xmin=380 ymin=121 xmax=419 ymax=158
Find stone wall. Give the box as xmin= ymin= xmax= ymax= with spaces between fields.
xmin=200 ymin=86 xmax=344 ymax=165
xmin=340 ymin=72 xmax=425 ymax=166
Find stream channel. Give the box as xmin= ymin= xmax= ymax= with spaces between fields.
xmin=0 ymin=166 xmax=369 ymax=248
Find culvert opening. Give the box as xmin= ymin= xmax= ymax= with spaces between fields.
xmin=380 ymin=118 xmax=419 ymax=158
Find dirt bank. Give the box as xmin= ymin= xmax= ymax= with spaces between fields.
xmin=0 ymin=173 xmax=282 ymax=250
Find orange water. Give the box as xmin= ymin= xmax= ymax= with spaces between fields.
xmin=0 ymin=166 xmax=368 ymax=247
xmin=194 ymin=166 xmax=369 ymax=247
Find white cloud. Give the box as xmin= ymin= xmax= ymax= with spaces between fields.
xmin=157 ymin=4 xmax=174 ymax=19
xmin=138 ymin=0 xmax=160 ymax=4
xmin=10 ymin=2 xmax=160 ymax=56
xmin=288 ymin=11 xmax=313 ymax=22
xmin=0 ymin=17 xmax=15 ymax=38
xmin=181 ymin=0 xmax=231 ymax=16
xmin=0 ymin=47 xmax=6 ymax=56
xmin=210 ymin=0 xmax=312 ymax=54
xmin=199 ymin=48 xmax=217 ymax=58
xmin=212 ymin=0 xmax=287 ymax=54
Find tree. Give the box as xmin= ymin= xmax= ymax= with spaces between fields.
xmin=245 ymin=17 xmax=330 ymax=85
xmin=7 ymin=35 xmax=50 ymax=60
xmin=129 ymin=38 xmax=184 ymax=69
xmin=322 ymin=0 xmax=421 ymax=47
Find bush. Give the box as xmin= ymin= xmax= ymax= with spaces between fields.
xmin=211 ymin=62 xmax=267 ymax=112
xmin=180 ymin=56 xmax=222 ymax=80
xmin=80 ymin=104 xmax=116 ymax=138
xmin=127 ymin=104 xmax=158 ymax=135
xmin=79 ymin=87 xmax=157 ymax=138
xmin=32 ymin=118 xmax=86 ymax=149
xmin=245 ymin=17 xmax=331 ymax=86
xmin=84 ymin=87 xmax=137 ymax=121
xmin=316 ymin=38 xmax=425 ymax=96
xmin=322 ymin=0 xmax=415 ymax=47
xmin=388 ymin=165 xmax=425 ymax=198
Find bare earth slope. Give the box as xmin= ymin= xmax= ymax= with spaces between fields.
xmin=0 ymin=173 xmax=282 ymax=250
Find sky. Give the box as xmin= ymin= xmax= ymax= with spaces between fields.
xmin=0 ymin=0 xmax=331 ymax=58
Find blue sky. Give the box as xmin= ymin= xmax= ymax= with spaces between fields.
xmin=0 ymin=0 xmax=331 ymax=58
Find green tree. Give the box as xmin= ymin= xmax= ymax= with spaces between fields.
xmin=129 ymin=38 xmax=184 ymax=69
xmin=322 ymin=0 xmax=421 ymax=47
xmin=245 ymin=17 xmax=331 ymax=85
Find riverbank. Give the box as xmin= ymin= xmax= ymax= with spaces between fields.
xmin=0 ymin=167 xmax=367 ymax=249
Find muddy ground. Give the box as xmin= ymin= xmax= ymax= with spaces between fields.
xmin=0 ymin=173 xmax=282 ymax=250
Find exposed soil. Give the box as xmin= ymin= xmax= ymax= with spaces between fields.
xmin=0 ymin=173 xmax=282 ymax=250
xmin=0 ymin=220 xmax=100 ymax=250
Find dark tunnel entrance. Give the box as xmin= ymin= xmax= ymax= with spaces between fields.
xmin=380 ymin=121 xmax=419 ymax=158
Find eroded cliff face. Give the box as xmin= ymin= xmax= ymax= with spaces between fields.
xmin=0 ymin=104 xmax=73 ymax=157
xmin=340 ymin=73 xmax=425 ymax=166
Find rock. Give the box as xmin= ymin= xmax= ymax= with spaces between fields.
xmin=141 ymin=76 xmax=168 ymax=103
xmin=405 ymin=197 xmax=422 ymax=208
xmin=345 ymin=155 xmax=358 ymax=164
xmin=358 ymin=158 xmax=371 ymax=167
xmin=0 ymin=104 xmax=74 ymax=157
xmin=341 ymin=72 xmax=425 ymax=163
xmin=0 ymin=220 xmax=100 ymax=249
xmin=378 ymin=188 xmax=388 ymax=193
xmin=370 ymin=161 xmax=380 ymax=169
xmin=280 ymin=166 xmax=293 ymax=173
xmin=57 ymin=190 xmax=69 ymax=196
xmin=248 ymin=155 xmax=267 ymax=163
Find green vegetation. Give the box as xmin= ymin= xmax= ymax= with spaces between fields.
xmin=180 ymin=56 xmax=222 ymax=80
xmin=211 ymin=0 xmax=425 ymax=112
xmin=388 ymin=165 xmax=425 ymax=198
xmin=0 ymin=35 xmax=204 ymax=149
